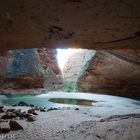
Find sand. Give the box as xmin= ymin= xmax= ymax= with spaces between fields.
xmin=0 ymin=92 xmax=140 ymax=140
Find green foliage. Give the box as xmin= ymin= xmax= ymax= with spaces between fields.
xmin=63 ymin=80 xmax=75 ymax=92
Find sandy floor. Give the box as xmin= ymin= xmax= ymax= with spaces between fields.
xmin=0 ymin=92 xmax=140 ymax=140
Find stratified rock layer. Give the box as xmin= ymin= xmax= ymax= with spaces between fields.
xmin=63 ymin=49 xmax=95 ymax=84
xmin=77 ymin=50 xmax=140 ymax=98
xmin=0 ymin=48 xmax=62 ymax=93
xmin=0 ymin=0 xmax=140 ymax=50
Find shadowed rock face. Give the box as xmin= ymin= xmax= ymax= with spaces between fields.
xmin=0 ymin=48 xmax=63 ymax=93
xmin=0 ymin=0 xmax=140 ymax=50
xmin=77 ymin=50 xmax=140 ymax=99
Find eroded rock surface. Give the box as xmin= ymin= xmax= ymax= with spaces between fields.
xmin=77 ymin=49 xmax=140 ymax=98
xmin=0 ymin=0 xmax=140 ymax=50
xmin=0 ymin=48 xmax=63 ymax=93
xmin=63 ymin=49 xmax=95 ymax=84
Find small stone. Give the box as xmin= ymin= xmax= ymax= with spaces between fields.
xmin=30 ymin=104 xmax=34 ymax=107
xmin=18 ymin=101 xmax=28 ymax=106
xmin=6 ymin=109 xmax=16 ymax=112
xmin=35 ymin=106 xmax=40 ymax=111
xmin=67 ymin=107 xmax=71 ymax=110
xmin=40 ymin=109 xmax=46 ymax=112
xmin=27 ymin=116 xmax=36 ymax=122
xmin=47 ymin=108 xmax=58 ymax=112
xmin=0 ymin=127 xmax=10 ymax=133
xmin=9 ymin=120 xmax=24 ymax=130
xmin=17 ymin=112 xmax=26 ymax=118
xmin=0 ymin=108 xmax=4 ymax=113
xmin=27 ymin=109 xmax=38 ymax=115
xmin=0 ymin=122 xmax=10 ymax=133
xmin=0 ymin=105 xmax=4 ymax=108
xmin=75 ymin=108 xmax=79 ymax=110
xmin=12 ymin=109 xmax=21 ymax=116
xmin=24 ymin=113 xmax=34 ymax=118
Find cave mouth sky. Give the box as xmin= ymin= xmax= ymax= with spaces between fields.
xmin=56 ymin=48 xmax=82 ymax=71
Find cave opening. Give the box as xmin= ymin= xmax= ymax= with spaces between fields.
xmin=56 ymin=48 xmax=96 ymax=92
xmin=56 ymin=48 xmax=82 ymax=71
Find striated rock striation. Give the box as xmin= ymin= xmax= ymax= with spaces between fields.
xmin=63 ymin=49 xmax=95 ymax=84
xmin=0 ymin=48 xmax=63 ymax=93
xmin=77 ymin=49 xmax=140 ymax=98
xmin=0 ymin=0 xmax=140 ymax=50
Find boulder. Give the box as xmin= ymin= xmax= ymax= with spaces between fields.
xmin=16 ymin=112 xmax=26 ymax=118
xmin=1 ymin=113 xmax=16 ymax=119
xmin=27 ymin=116 xmax=36 ymax=122
xmin=12 ymin=109 xmax=21 ymax=116
xmin=9 ymin=120 xmax=24 ymax=130
xmin=24 ymin=113 xmax=34 ymax=118
xmin=27 ymin=109 xmax=38 ymax=115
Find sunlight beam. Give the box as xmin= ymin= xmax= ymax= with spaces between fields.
xmin=56 ymin=48 xmax=82 ymax=71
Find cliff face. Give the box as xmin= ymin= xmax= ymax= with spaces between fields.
xmin=37 ymin=48 xmax=63 ymax=91
xmin=0 ymin=48 xmax=63 ymax=93
xmin=77 ymin=50 xmax=140 ymax=99
xmin=63 ymin=49 xmax=95 ymax=84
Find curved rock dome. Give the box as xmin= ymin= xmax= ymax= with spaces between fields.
xmin=0 ymin=0 xmax=140 ymax=50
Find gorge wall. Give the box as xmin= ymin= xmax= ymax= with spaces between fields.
xmin=0 ymin=48 xmax=63 ymax=94
xmin=63 ymin=49 xmax=95 ymax=84
xmin=77 ymin=49 xmax=140 ymax=99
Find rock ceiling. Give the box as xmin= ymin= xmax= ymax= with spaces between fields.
xmin=0 ymin=0 xmax=140 ymax=50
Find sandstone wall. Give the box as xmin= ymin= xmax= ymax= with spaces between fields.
xmin=77 ymin=50 xmax=140 ymax=99
xmin=63 ymin=49 xmax=95 ymax=84
xmin=37 ymin=48 xmax=63 ymax=91
xmin=0 ymin=48 xmax=63 ymax=93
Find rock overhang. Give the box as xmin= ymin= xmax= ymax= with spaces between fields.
xmin=0 ymin=0 xmax=140 ymax=50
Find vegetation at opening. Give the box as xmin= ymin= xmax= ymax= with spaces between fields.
xmin=63 ymin=80 xmax=76 ymax=92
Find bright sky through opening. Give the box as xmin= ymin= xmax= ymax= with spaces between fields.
xmin=56 ymin=48 xmax=82 ymax=71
